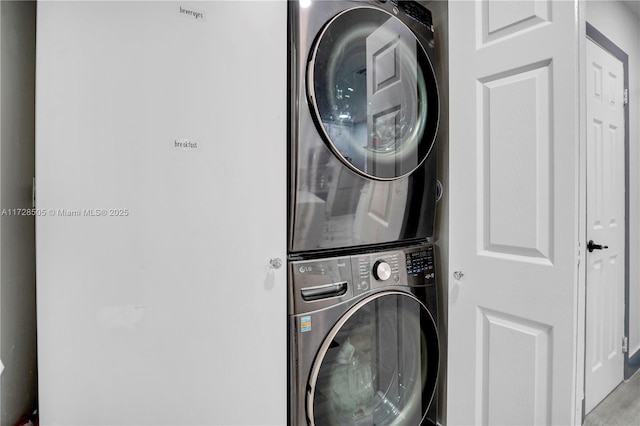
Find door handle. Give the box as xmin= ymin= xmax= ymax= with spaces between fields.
xmin=587 ymin=240 xmax=609 ymax=253
xmin=269 ymin=258 xmax=283 ymax=269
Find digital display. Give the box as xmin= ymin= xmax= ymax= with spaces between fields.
xmin=406 ymin=249 xmax=435 ymax=276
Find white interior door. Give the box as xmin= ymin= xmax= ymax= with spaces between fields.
xmin=584 ymin=37 xmax=625 ymax=414
xmin=448 ymin=1 xmax=582 ymax=425
xmin=36 ymin=2 xmax=286 ymax=425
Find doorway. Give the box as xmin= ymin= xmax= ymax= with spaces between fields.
xmin=584 ymin=22 xmax=629 ymax=415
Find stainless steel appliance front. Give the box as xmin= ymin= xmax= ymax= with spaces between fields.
xmin=288 ymin=0 xmax=440 ymax=254
xmin=288 ymin=244 xmax=439 ymax=425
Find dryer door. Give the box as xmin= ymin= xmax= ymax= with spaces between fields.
xmin=308 ymin=7 xmax=439 ymax=180
xmin=307 ymin=291 xmax=439 ymax=425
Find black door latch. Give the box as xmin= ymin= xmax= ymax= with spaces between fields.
xmin=587 ymin=240 xmax=609 ymax=252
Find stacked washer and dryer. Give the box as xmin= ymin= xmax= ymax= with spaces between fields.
xmin=288 ymin=1 xmax=441 ymax=425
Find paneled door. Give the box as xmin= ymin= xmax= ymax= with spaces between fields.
xmin=584 ymin=37 xmax=625 ymax=414
xmin=448 ymin=1 xmax=582 ymax=425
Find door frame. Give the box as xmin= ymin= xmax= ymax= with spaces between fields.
xmin=584 ymin=22 xmax=635 ymax=394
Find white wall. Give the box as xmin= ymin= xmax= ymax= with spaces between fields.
xmin=0 ymin=2 xmax=37 ymax=425
xmin=586 ymin=0 xmax=640 ymax=360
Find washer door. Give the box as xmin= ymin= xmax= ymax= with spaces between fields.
xmin=307 ymin=291 xmax=439 ymax=425
xmin=308 ymin=7 xmax=439 ymax=180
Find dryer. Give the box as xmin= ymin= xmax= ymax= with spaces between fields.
xmin=288 ymin=0 xmax=440 ymax=255
xmin=289 ymin=244 xmax=439 ymax=425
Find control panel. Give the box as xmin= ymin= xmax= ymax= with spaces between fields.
xmin=351 ymin=245 xmax=435 ymax=296
xmin=289 ymin=245 xmax=436 ymax=314
xmin=352 ymin=251 xmax=403 ymax=296
xmin=387 ymin=0 xmax=433 ymax=28
xmin=405 ymin=245 xmax=436 ymax=283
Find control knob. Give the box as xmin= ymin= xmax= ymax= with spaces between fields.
xmin=373 ymin=260 xmax=392 ymax=281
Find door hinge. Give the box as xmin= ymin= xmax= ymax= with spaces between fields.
xmin=32 ymin=177 xmax=36 ymax=208
xmin=578 ymin=243 xmax=581 ymax=266
xmin=622 ymin=336 xmax=628 ymax=354
xmin=623 ymin=88 xmax=629 ymax=105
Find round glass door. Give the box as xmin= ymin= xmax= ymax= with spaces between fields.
xmin=307 ymin=292 xmax=439 ymax=425
xmin=308 ymin=7 xmax=439 ymax=180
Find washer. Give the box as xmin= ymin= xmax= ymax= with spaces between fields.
xmin=288 ymin=0 xmax=440 ymax=254
xmin=289 ymin=244 xmax=439 ymax=425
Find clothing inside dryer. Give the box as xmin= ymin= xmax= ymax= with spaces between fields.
xmin=311 ymin=294 xmax=436 ymax=425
